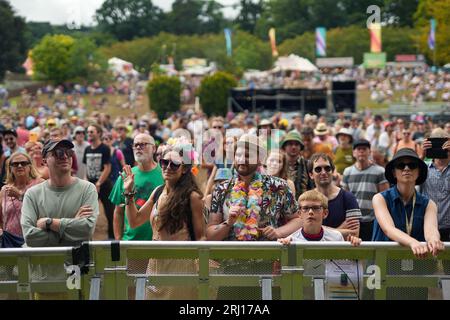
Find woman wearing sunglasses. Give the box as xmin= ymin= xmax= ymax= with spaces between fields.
xmin=121 ymin=143 xmax=206 ymax=299
xmin=0 ymin=152 xmax=43 ymax=243
xmin=372 ymin=148 xmax=443 ymax=257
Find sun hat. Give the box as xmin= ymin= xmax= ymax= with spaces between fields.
xmin=314 ymin=123 xmax=329 ymax=136
xmin=335 ymin=128 xmax=354 ymax=143
xmin=281 ymin=130 xmax=304 ymax=150
xmin=385 ymin=148 xmax=428 ymax=185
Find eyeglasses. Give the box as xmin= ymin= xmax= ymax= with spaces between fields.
xmin=50 ymin=148 xmax=74 ymax=159
xmin=313 ymin=166 xmax=332 ymax=173
xmin=10 ymin=161 xmax=31 ymax=168
xmin=159 ymin=159 xmax=182 ymax=171
xmin=133 ymin=142 xmax=152 ymax=149
xmin=300 ymin=206 xmax=323 ymax=213
xmin=395 ymin=162 xmax=419 ymax=170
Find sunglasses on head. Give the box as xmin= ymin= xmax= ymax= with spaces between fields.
xmin=10 ymin=161 xmax=31 ymax=168
xmin=50 ymin=148 xmax=74 ymax=159
xmin=159 ymin=159 xmax=182 ymax=171
xmin=313 ymin=165 xmax=332 ymax=173
xmin=395 ymin=161 xmax=419 ymax=170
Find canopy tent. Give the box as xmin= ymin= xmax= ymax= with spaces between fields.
xmin=108 ymin=57 xmax=139 ymax=77
xmin=273 ymin=54 xmax=318 ymax=73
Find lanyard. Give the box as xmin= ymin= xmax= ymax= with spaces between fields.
xmin=405 ymin=192 xmax=416 ymax=236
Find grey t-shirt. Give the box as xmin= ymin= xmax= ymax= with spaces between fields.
xmin=21 ymin=178 xmax=99 ymax=247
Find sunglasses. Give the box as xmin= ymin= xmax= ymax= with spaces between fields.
xmin=10 ymin=161 xmax=31 ymax=168
xmin=133 ymin=142 xmax=152 ymax=149
xmin=313 ymin=165 xmax=332 ymax=173
xmin=50 ymin=148 xmax=74 ymax=159
xmin=395 ymin=162 xmax=419 ymax=170
xmin=300 ymin=206 xmax=323 ymax=214
xmin=159 ymin=159 xmax=182 ymax=171
xmin=212 ymin=126 xmax=223 ymax=129
xmin=75 ymin=131 xmax=85 ymax=135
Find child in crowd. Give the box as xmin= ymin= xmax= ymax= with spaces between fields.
xmin=278 ymin=190 xmax=361 ymax=245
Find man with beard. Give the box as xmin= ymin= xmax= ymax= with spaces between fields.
xmin=207 ymin=134 xmax=301 ymax=299
xmin=281 ymin=131 xmax=313 ymax=200
xmin=309 ymin=153 xmax=362 ymax=238
xmin=109 ymin=133 xmax=163 ymax=241
xmin=207 ymin=134 xmax=301 ymax=242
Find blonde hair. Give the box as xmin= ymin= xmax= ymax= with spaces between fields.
xmin=5 ymin=152 xmax=40 ymax=184
xmin=298 ymin=190 xmax=328 ymax=209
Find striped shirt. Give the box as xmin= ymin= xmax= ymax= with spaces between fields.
xmin=421 ymin=162 xmax=450 ymax=229
xmin=342 ymin=164 xmax=388 ymax=222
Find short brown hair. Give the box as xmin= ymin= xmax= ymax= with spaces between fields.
xmin=89 ymin=123 xmax=103 ymax=136
xmin=298 ymin=190 xmax=328 ymax=209
xmin=308 ymin=153 xmax=335 ymax=173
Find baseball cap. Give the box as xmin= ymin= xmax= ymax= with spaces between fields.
xmin=42 ymin=139 xmax=74 ymax=157
xmin=353 ymin=139 xmax=371 ymax=150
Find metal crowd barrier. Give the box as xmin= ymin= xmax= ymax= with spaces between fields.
xmin=0 ymin=241 xmax=449 ymax=300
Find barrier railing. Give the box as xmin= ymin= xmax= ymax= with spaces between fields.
xmin=1 ymin=241 xmax=449 ymax=300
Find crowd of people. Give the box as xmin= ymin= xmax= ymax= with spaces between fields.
xmin=0 ymin=77 xmax=449 ymax=299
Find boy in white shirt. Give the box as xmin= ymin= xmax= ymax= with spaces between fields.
xmin=279 ymin=190 xmax=361 ymax=245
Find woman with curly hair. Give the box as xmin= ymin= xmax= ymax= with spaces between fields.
xmin=121 ymin=143 xmax=206 ymax=299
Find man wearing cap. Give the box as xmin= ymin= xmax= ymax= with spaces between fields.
xmin=109 ymin=133 xmax=163 ymax=241
xmin=207 ymin=134 xmax=300 ymax=299
xmin=342 ymin=139 xmax=389 ymax=240
xmin=20 ymin=139 xmax=98 ymax=299
xmin=281 ymin=130 xmax=313 ymax=199
xmin=334 ymin=128 xmax=355 ymax=175
xmin=208 ymin=134 xmax=300 ymax=242
xmin=21 ymin=139 xmax=99 ymax=247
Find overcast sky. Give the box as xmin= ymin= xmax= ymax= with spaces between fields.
xmin=9 ymin=0 xmax=239 ymax=26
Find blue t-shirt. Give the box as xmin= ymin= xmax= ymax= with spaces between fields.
xmin=323 ymin=189 xmax=362 ymax=228
xmin=372 ymin=186 xmax=429 ymax=241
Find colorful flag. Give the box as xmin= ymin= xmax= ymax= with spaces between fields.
xmin=224 ymin=28 xmax=232 ymax=57
xmin=269 ymin=28 xmax=279 ymax=57
xmin=369 ymin=23 xmax=382 ymax=53
xmin=428 ymin=19 xmax=436 ymax=50
xmin=316 ymin=27 xmax=326 ymax=57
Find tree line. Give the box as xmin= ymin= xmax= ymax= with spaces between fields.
xmin=0 ymin=0 xmax=449 ymax=82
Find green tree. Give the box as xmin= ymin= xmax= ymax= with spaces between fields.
xmin=0 ymin=0 xmax=28 ymax=80
xmin=234 ymin=0 xmax=264 ymax=34
xmin=414 ymin=0 xmax=450 ymax=66
xmin=384 ymin=0 xmax=419 ymax=27
xmin=31 ymin=34 xmax=75 ymax=84
xmin=165 ymin=0 xmax=204 ymax=35
xmin=95 ymin=0 xmax=164 ymax=41
xmin=147 ymin=76 xmax=181 ymax=119
xmin=70 ymin=38 xmax=109 ymax=84
xmin=198 ymin=72 xmax=237 ymax=116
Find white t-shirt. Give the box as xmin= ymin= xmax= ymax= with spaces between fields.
xmin=289 ymin=227 xmax=344 ymax=242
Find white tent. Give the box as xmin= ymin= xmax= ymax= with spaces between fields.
xmin=273 ymin=54 xmax=318 ymax=72
xmin=108 ymin=57 xmax=139 ymax=76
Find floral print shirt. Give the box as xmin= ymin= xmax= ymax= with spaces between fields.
xmin=210 ymin=174 xmax=299 ymax=241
